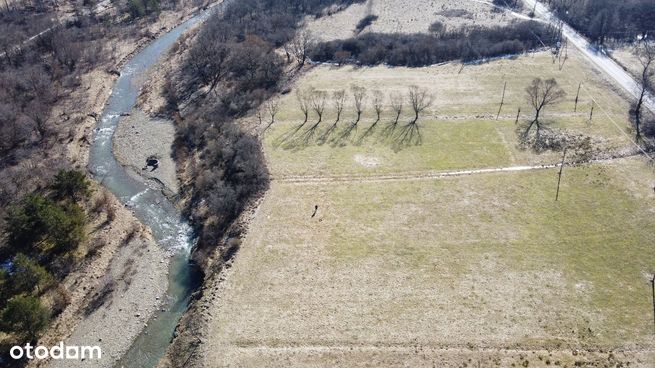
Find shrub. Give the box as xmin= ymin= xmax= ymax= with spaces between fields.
xmin=51 ymin=169 xmax=91 ymax=201
xmin=492 ymin=0 xmax=520 ymax=9
xmin=6 ymin=194 xmax=86 ymax=256
xmin=428 ymin=21 xmax=445 ymax=34
xmin=0 ymin=295 xmax=50 ymax=341
xmin=127 ymin=0 xmax=160 ymax=18
xmin=355 ymin=14 xmax=378 ymax=33
xmin=51 ymin=285 xmax=71 ymax=316
xmin=0 ymin=269 xmax=9 ymax=306
xmin=9 ymin=253 xmax=53 ymax=295
xmin=310 ymin=21 xmax=556 ymax=67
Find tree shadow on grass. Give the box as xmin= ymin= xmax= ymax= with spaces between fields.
xmin=355 ymin=119 xmax=380 ymax=146
xmin=317 ymin=120 xmax=340 ymax=145
xmin=379 ymin=121 xmax=400 ymax=142
xmin=392 ymin=122 xmax=422 ymax=151
xmin=297 ymin=121 xmax=322 ymax=145
xmin=331 ymin=122 xmax=358 ymax=147
xmin=272 ymin=121 xmax=309 ymax=149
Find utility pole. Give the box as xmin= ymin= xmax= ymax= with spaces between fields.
xmin=589 ymin=101 xmax=594 ymax=124
xmin=497 ymin=81 xmax=507 ymax=120
xmin=574 ymin=82 xmax=581 ymax=112
xmin=651 ymin=274 xmax=655 ymax=335
xmin=555 ymin=147 xmax=567 ymax=201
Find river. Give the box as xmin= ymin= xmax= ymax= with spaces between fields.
xmin=88 ymin=6 xmax=218 ymax=368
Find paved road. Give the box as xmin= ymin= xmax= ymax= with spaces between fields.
xmin=521 ymin=0 xmax=655 ymax=114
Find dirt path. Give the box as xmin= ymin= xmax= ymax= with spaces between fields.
xmin=273 ymin=163 xmax=559 ymax=184
xmin=271 ymin=152 xmax=647 ymax=184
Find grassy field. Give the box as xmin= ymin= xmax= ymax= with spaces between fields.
xmin=201 ymin=157 xmax=655 ymax=366
xmin=199 ymin=8 xmax=655 ymax=366
xmin=263 ymin=47 xmax=634 ymax=177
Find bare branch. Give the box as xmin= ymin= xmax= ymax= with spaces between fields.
xmin=390 ymin=92 xmax=403 ymax=125
xmin=632 ymin=40 xmax=654 ymax=140
xmin=351 ymin=85 xmax=367 ymax=124
xmin=408 ymin=85 xmax=433 ymax=124
xmin=372 ymin=90 xmax=384 ymax=123
xmin=524 ymin=77 xmax=566 ymax=139
xmin=289 ymin=30 xmax=315 ymax=68
xmin=296 ymin=88 xmax=312 ymax=124
xmin=310 ymin=90 xmax=328 ymax=124
xmin=332 ymin=89 xmax=346 ymax=123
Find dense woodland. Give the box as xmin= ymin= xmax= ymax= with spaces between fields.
xmin=548 ymin=0 xmax=655 ymax=44
xmin=0 ymin=171 xmax=93 ymax=360
xmin=310 ymin=20 xmax=558 ymax=67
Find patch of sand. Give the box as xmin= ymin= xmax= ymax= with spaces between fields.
xmin=306 ymin=0 xmax=516 ymax=42
xmin=353 ymin=154 xmax=381 ymax=168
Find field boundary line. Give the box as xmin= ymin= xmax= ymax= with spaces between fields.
xmin=228 ymin=343 xmax=655 ymax=354
xmin=271 ymin=153 xmax=650 ymax=184
xmin=272 ymin=164 xmax=558 ymax=184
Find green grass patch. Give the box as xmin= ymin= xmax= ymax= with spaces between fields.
xmin=250 ymin=158 xmax=655 ymax=347
xmin=264 ymin=119 xmax=515 ymax=176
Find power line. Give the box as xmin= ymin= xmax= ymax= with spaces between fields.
xmin=580 ymin=85 xmax=655 ymax=162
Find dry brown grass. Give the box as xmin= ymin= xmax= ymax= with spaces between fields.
xmin=199 ymin=157 xmax=655 ymax=367
xmin=305 ymin=0 xmax=516 ymax=41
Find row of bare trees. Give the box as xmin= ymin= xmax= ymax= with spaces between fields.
xmin=290 ymin=85 xmax=433 ymax=128
xmin=273 ymin=77 xmax=571 ymax=150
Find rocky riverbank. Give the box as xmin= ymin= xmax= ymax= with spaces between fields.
xmin=113 ymin=109 xmax=179 ymax=198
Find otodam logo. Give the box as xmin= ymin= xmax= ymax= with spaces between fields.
xmin=10 ymin=342 xmax=101 ymax=360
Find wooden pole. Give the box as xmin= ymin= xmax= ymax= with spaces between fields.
xmin=574 ymin=82 xmax=581 ymax=112
xmin=651 ymin=274 xmax=655 ymax=335
xmin=515 ymin=107 xmax=521 ymax=124
xmin=555 ymin=147 xmax=567 ymax=201
xmin=497 ymin=81 xmax=507 ymax=120
xmin=589 ymin=101 xmax=594 ymax=123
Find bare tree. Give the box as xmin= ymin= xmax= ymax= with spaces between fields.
xmin=351 ymin=85 xmax=367 ymax=124
xmin=267 ymin=100 xmax=280 ymax=125
xmin=358 ymin=90 xmax=385 ymax=143
xmin=408 ymin=85 xmax=433 ymax=125
xmin=263 ymin=100 xmax=280 ymax=131
xmin=296 ymin=88 xmax=311 ymax=125
xmin=633 ymin=40 xmax=654 ymax=141
xmin=332 ymin=89 xmax=346 ymax=123
xmin=290 ymin=30 xmax=314 ymax=68
xmin=371 ymin=90 xmax=384 ymax=124
xmin=318 ymin=90 xmax=346 ymax=143
xmin=185 ymin=34 xmax=231 ymax=95
xmin=389 ymin=92 xmax=403 ymax=126
xmin=310 ymin=90 xmax=327 ymax=124
xmin=524 ymin=78 xmax=566 ymax=139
